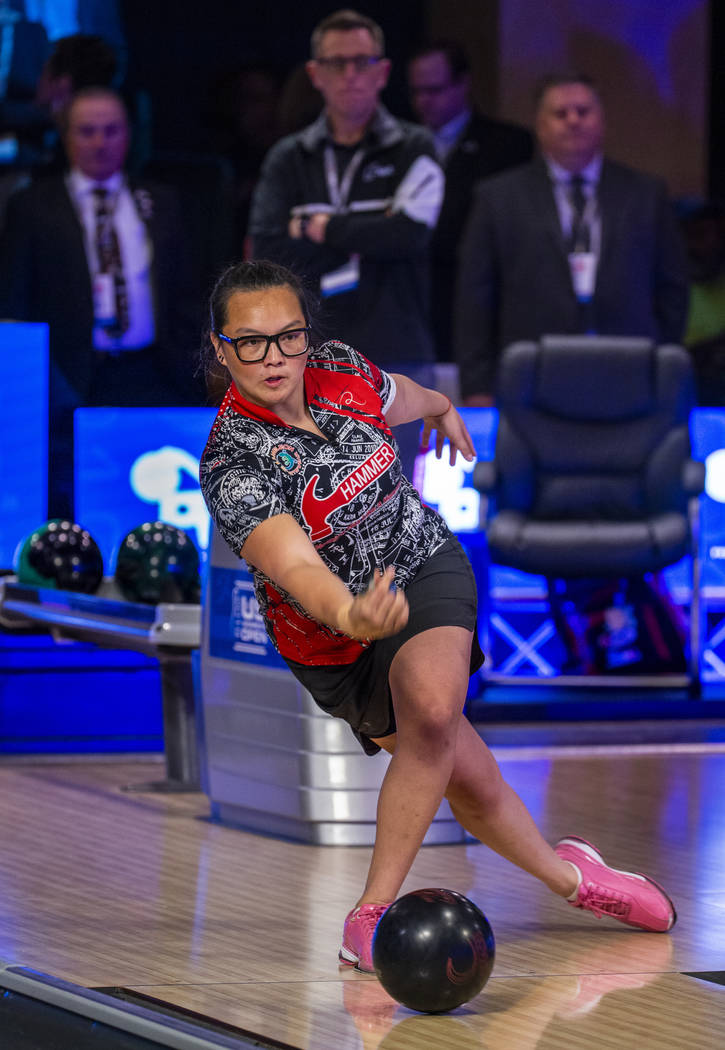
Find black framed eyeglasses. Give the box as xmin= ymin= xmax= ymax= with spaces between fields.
xmin=216 ymin=326 xmax=311 ymax=363
xmin=315 ymin=54 xmax=381 ymax=75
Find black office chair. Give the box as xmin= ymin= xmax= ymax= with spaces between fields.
xmin=473 ymin=335 xmax=705 ymax=685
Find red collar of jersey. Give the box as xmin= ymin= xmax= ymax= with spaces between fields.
xmin=225 ymin=381 xmax=292 ymax=426
xmin=221 ymin=377 xmax=321 ymax=426
xmin=224 ymin=367 xmax=361 ymax=425
xmin=223 ymin=358 xmax=392 ymax=436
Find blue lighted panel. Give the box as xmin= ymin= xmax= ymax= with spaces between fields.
xmin=693 ymin=412 xmax=725 ymax=587
xmin=0 ymin=323 xmax=48 ymax=566
xmin=68 ymin=405 xmax=725 ymax=683
xmin=691 ymin=412 xmax=725 ymax=681
xmin=75 ymin=407 xmax=216 ymax=572
xmin=413 ymin=407 xmax=544 ymax=593
xmin=414 ymin=409 xmax=725 ymax=680
xmin=416 ymin=409 xmax=725 ymax=590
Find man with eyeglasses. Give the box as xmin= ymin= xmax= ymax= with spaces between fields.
xmin=248 ymin=8 xmax=444 ymax=479
xmin=407 ymin=41 xmax=533 ymax=363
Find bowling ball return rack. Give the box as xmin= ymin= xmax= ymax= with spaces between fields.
xmin=0 ymin=577 xmax=201 ymax=792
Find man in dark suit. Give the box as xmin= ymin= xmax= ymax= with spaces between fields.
xmin=407 ymin=41 xmax=533 ymax=362
xmin=0 ymin=87 xmax=198 ymax=518
xmin=454 ymin=73 xmax=690 ymax=403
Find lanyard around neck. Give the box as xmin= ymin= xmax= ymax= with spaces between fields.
xmin=323 ymin=144 xmax=367 ymax=211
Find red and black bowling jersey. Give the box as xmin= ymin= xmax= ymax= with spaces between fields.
xmin=200 ymin=341 xmax=450 ymax=665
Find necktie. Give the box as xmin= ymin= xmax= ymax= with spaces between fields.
xmin=567 ymin=174 xmax=589 ymax=252
xmin=93 ymin=187 xmax=129 ymax=335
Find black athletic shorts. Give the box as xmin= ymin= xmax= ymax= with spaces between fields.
xmin=283 ymin=536 xmax=484 ymax=755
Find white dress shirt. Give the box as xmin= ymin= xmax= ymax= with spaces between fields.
xmin=66 ymin=168 xmax=155 ymax=351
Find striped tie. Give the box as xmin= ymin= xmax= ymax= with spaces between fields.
xmin=567 ymin=174 xmax=589 ymax=252
xmin=93 ymin=187 xmax=129 ymax=335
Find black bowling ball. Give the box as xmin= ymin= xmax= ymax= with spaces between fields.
xmin=372 ymin=888 xmax=495 ymax=1013
xmin=14 ymin=519 xmax=104 ymax=593
xmin=114 ymin=521 xmax=200 ymax=604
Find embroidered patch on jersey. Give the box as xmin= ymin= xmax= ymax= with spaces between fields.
xmin=272 ymin=443 xmax=302 ymax=474
xmin=339 ymin=390 xmax=368 ymax=408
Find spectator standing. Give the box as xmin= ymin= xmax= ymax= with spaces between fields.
xmin=407 ymin=41 xmax=533 ymax=362
xmin=0 ymin=87 xmax=199 ymax=518
xmin=454 ymin=73 xmax=689 ymax=404
xmin=247 ymin=8 xmax=444 ymax=477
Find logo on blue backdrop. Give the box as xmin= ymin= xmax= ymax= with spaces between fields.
xmin=75 ymin=407 xmax=217 ymax=571
xmin=230 ymin=576 xmax=269 ymax=654
xmin=705 ymin=449 xmax=725 ymax=503
xmin=130 ymin=445 xmax=209 ymax=551
xmin=416 ymin=447 xmax=480 ymax=532
xmin=208 ymin=565 xmax=285 ymax=668
xmin=412 ymin=406 xmax=497 ymax=534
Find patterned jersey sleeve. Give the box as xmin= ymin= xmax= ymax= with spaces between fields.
xmin=200 ymin=452 xmax=286 ymax=557
xmin=316 ymin=340 xmax=397 ymax=414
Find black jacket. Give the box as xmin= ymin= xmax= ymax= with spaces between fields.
xmin=431 ymin=110 xmax=533 ymax=359
xmin=454 ymin=156 xmax=690 ymax=398
xmin=0 ymin=174 xmax=199 ymax=401
xmin=248 ymin=106 xmax=444 ymax=368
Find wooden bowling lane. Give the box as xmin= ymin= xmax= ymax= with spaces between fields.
xmin=1 ymin=744 xmax=725 ymax=1048
xmin=119 ymin=969 xmax=725 ymax=1049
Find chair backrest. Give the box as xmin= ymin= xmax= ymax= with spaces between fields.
xmin=494 ymin=336 xmax=696 ymax=521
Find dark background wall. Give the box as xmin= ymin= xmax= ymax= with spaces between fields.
xmin=119 ymin=0 xmax=714 ymax=198
xmin=120 ymin=0 xmax=429 ymax=151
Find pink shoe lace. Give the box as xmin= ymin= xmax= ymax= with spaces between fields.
xmin=340 ymin=902 xmax=390 ymax=972
xmin=556 ymin=836 xmax=676 ymax=932
xmin=358 ymin=903 xmax=388 ymax=936
xmin=575 ymin=883 xmax=631 ymax=920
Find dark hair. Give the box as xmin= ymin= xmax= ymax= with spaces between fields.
xmin=534 ymin=72 xmax=600 ymax=109
xmin=310 ymin=9 xmax=385 ymax=59
xmin=201 ymin=260 xmax=317 ymax=384
xmin=408 ymin=40 xmax=470 ymax=79
xmin=45 ymin=34 xmax=118 ymax=90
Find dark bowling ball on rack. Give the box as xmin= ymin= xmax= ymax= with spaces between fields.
xmin=14 ymin=519 xmax=104 ymax=593
xmin=114 ymin=521 xmax=200 ymax=605
xmin=372 ymin=888 xmax=495 ymax=1014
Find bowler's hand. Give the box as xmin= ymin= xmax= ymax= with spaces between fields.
xmin=288 ymin=212 xmax=330 ymax=243
xmin=338 ymin=567 xmax=409 ymax=641
xmin=304 ymin=213 xmax=330 ymax=243
xmin=420 ymin=402 xmax=476 ymax=466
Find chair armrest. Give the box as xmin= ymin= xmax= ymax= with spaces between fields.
xmin=472 ymin=460 xmax=498 ymax=494
xmin=682 ymin=459 xmax=705 ymax=496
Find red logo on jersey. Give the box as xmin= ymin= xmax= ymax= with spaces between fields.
xmin=301 ymin=442 xmax=396 ymax=540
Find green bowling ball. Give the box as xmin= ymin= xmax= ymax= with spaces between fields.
xmin=14 ymin=519 xmax=104 ymax=593
xmin=114 ymin=521 xmax=200 ymax=604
